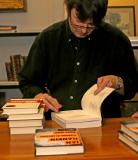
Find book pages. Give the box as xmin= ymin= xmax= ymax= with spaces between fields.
xmin=81 ymin=84 xmax=115 ymax=117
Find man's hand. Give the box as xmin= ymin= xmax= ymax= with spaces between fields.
xmin=34 ymin=93 xmax=62 ymax=112
xmin=94 ymin=75 xmax=119 ymax=95
xmin=132 ymin=111 xmax=138 ymax=118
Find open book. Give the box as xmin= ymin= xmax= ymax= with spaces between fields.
xmin=52 ymin=84 xmax=115 ymax=128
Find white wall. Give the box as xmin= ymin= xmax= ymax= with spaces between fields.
xmin=0 ymin=0 xmax=64 ymax=32
xmin=0 ymin=0 xmax=65 ymax=80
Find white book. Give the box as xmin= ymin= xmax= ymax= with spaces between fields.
xmin=7 ymin=107 xmax=44 ymax=120
xmin=9 ymin=119 xmax=44 ymax=128
xmin=2 ymin=99 xmax=42 ymax=115
xmin=8 ymin=108 xmax=45 ymax=128
xmin=52 ymin=84 xmax=114 ymax=128
xmin=10 ymin=126 xmax=43 ymax=134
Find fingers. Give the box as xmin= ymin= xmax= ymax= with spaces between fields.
xmin=42 ymin=94 xmax=62 ymax=112
xmin=94 ymin=78 xmax=111 ymax=95
xmin=131 ymin=111 xmax=138 ymax=118
xmin=94 ymin=75 xmax=118 ymax=95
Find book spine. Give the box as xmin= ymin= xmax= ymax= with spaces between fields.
xmin=10 ymin=55 xmax=18 ymax=81
xmin=0 ymin=92 xmax=6 ymax=109
xmin=23 ymin=56 xmax=28 ymax=64
xmin=20 ymin=55 xmax=24 ymax=69
xmin=5 ymin=62 xmax=14 ymax=81
xmin=10 ymin=55 xmax=22 ymax=81
xmin=0 ymin=25 xmax=16 ymax=32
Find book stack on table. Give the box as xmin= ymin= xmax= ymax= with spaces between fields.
xmin=118 ymin=120 xmax=138 ymax=153
xmin=2 ymin=99 xmax=45 ymax=134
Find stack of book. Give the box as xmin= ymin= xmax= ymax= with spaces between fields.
xmin=0 ymin=25 xmax=17 ymax=33
xmin=118 ymin=120 xmax=138 ymax=153
xmin=5 ymin=54 xmax=28 ymax=81
xmin=2 ymin=99 xmax=45 ymax=134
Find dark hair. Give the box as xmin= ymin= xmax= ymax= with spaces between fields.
xmin=64 ymin=0 xmax=108 ymax=26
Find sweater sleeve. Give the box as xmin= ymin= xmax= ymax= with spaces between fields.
xmin=18 ymin=32 xmax=48 ymax=98
xmin=117 ymin=33 xmax=138 ymax=99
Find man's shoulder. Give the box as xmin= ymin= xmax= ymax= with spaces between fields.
xmin=101 ymin=22 xmax=123 ymax=36
xmin=101 ymin=22 xmax=130 ymax=43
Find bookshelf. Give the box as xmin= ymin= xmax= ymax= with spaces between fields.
xmin=0 ymin=81 xmax=19 ymax=89
xmin=0 ymin=32 xmax=38 ymax=83
xmin=0 ymin=32 xmax=39 ymax=37
xmin=0 ymin=32 xmax=39 ymax=101
xmin=129 ymin=37 xmax=138 ymax=49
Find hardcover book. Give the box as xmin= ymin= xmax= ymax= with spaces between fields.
xmin=0 ymin=25 xmax=16 ymax=33
xmin=52 ymin=84 xmax=114 ymax=128
xmin=120 ymin=120 xmax=138 ymax=141
xmin=2 ymin=99 xmax=42 ymax=115
xmin=5 ymin=62 xmax=13 ymax=81
xmin=34 ymin=128 xmax=84 ymax=156
xmin=10 ymin=55 xmax=22 ymax=81
xmin=118 ymin=130 xmax=138 ymax=153
xmin=5 ymin=54 xmax=27 ymax=81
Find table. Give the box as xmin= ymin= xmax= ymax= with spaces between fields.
xmin=0 ymin=118 xmax=137 ymax=160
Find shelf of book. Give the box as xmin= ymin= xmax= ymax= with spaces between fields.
xmin=129 ymin=37 xmax=138 ymax=48
xmin=0 ymin=81 xmax=19 ymax=89
xmin=0 ymin=32 xmax=39 ymax=37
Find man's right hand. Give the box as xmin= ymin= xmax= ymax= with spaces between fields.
xmin=34 ymin=93 xmax=62 ymax=112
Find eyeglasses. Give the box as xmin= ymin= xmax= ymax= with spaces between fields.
xmin=70 ymin=18 xmax=97 ymax=32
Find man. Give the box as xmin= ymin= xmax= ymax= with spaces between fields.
xmin=18 ymin=0 xmax=137 ymax=119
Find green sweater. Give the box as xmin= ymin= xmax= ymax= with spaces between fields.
xmin=18 ymin=20 xmax=137 ymax=118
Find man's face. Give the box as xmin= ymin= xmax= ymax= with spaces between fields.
xmin=69 ymin=8 xmax=96 ymax=38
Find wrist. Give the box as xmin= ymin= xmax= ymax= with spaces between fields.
xmin=116 ymin=77 xmax=123 ymax=90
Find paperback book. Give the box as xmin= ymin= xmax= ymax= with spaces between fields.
xmin=7 ymin=105 xmax=45 ymax=134
xmin=10 ymin=126 xmax=43 ymax=135
xmin=34 ymin=128 xmax=84 ymax=156
xmin=8 ymin=107 xmax=45 ymax=128
xmin=7 ymin=107 xmax=44 ymax=120
xmin=52 ymin=84 xmax=114 ymax=128
xmin=2 ymin=99 xmax=42 ymax=115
